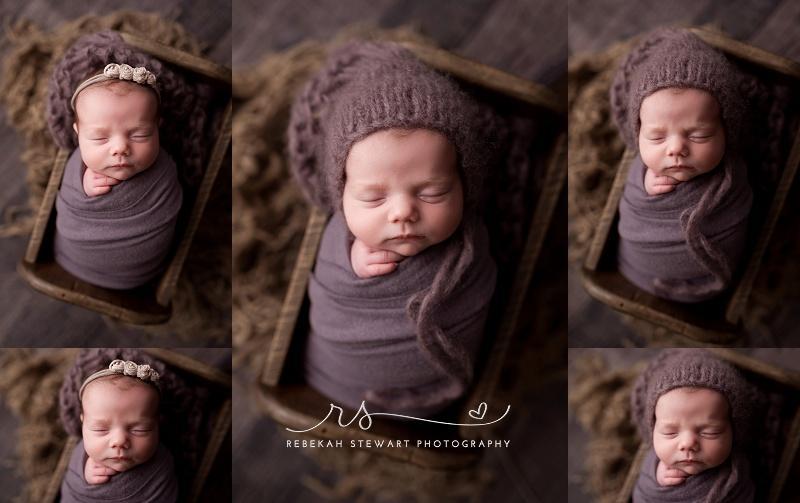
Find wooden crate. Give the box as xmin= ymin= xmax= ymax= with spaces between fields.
xmin=256 ymin=41 xmax=566 ymax=468
xmin=581 ymin=27 xmax=800 ymax=344
xmin=43 ymin=349 xmax=232 ymax=503
xmin=615 ymin=349 xmax=800 ymax=503
xmin=18 ymin=32 xmax=232 ymax=325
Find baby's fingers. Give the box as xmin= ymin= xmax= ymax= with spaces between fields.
xmin=661 ymin=475 xmax=687 ymax=486
xmin=367 ymin=249 xmax=405 ymax=264
xmin=93 ymin=174 xmax=120 ymax=187
xmin=649 ymin=184 xmax=676 ymax=195
xmin=88 ymin=475 xmax=111 ymax=485
xmin=653 ymin=175 xmax=679 ymax=185
xmin=91 ymin=185 xmax=112 ymax=196
xmin=92 ymin=464 xmax=117 ymax=475
xmin=364 ymin=262 xmax=398 ymax=277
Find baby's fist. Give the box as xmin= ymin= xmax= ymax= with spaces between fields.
xmin=350 ymin=238 xmax=405 ymax=278
xmin=644 ymin=168 xmax=681 ymax=196
xmin=83 ymin=168 xmax=121 ymax=197
xmin=84 ymin=457 xmax=118 ymax=485
xmin=656 ymin=459 xmax=689 ymax=486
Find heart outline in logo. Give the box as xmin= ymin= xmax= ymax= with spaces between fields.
xmin=468 ymin=402 xmax=487 ymax=420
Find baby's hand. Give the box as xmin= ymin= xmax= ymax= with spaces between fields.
xmin=84 ymin=457 xmax=118 ymax=485
xmin=350 ymin=238 xmax=405 ymax=278
xmin=656 ymin=459 xmax=689 ymax=486
xmin=83 ymin=168 xmax=121 ymax=197
xmin=644 ymin=168 xmax=681 ymax=196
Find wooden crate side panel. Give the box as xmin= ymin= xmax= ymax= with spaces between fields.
xmin=24 ymin=149 xmax=68 ymax=263
xmin=261 ymin=208 xmax=328 ymax=386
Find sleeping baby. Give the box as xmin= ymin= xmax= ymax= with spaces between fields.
xmin=52 ymin=61 xmax=182 ymax=289
xmin=610 ymin=28 xmax=752 ymax=302
xmin=288 ymin=41 xmax=498 ymax=417
xmin=60 ymin=359 xmax=178 ymax=502
xmin=631 ymin=349 xmax=757 ymax=502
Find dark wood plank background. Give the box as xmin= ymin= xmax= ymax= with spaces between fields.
xmin=568 ymin=0 xmax=800 ymax=348
xmin=0 ymin=0 xmax=231 ymax=346
xmin=231 ymin=0 xmax=567 ymax=502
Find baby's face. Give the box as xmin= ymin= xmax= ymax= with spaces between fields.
xmin=342 ymin=128 xmax=463 ymax=257
xmin=72 ymin=82 xmax=159 ymax=181
xmin=81 ymin=377 xmax=159 ymax=473
xmin=653 ymin=387 xmax=732 ymax=476
xmin=638 ymin=87 xmax=725 ymax=182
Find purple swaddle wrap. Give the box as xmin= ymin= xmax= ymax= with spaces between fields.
xmin=633 ymin=448 xmax=754 ymax=503
xmin=60 ymin=439 xmax=178 ymax=503
xmin=54 ymin=147 xmax=182 ymax=289
xmin=617 ymin=155 xmax=752 ymax=302
xmin=305 ymin=211 xmax=496 ymax=418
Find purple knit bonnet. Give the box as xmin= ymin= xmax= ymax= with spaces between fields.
xmin=631 ymin=349 xmax=757 ymax=448
xmin=610 ymin=27 xmax=745 ymax=150
xmin=288 ymin=41 xmax=493 ymax=213
xmin=288 ymin=41 xmax=497 ymax=396
xmin=610 ymin=28 xmax=748 ymax=291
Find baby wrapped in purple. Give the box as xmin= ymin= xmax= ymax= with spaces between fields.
xmin=610 ymin=28 xmax=752 ymax=302
xmin=288 ymin=42 xmax=499 ymax=416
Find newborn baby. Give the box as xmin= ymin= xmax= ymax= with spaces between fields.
xmin=610 ymin=29 xmax=752 ymax=302
xmin=60 ymin=359 xmax=178 ymax=502
xmin=631 ymin=349 xmax=757 ymax=502
xmin=344 ymin=128 xmax=462 ymax=278
xmin=289 ymin=42 xmax=497 ymax=417
xmin=53 ymin=62 xmax=182 ymax=289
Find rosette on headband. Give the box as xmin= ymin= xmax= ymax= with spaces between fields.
xmin=70 ymin=62 xmax=160 ymax=110
xmin=79 ymin=359 xmax=161 ymax=398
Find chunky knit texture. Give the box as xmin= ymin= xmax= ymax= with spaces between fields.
xmin=631 ymin=349 xmax=758 ymax=447
xmin=287 ymin=41 xmax=499 ymax=409
xmin=46 ymin=30 xmax=213 ymax=187
xmin=288 ymin=41 xmax=496 ymax=213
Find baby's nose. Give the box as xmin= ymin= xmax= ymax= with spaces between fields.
xmin=666 ymin=136 xmax=687 ymax=157
xmin=109 ymin=137 xmax=129 ymax=156
xmin=109 ymin=430 xmax=128 ymax=448
xmin=388 ymin=196 xmax=418 ymax=223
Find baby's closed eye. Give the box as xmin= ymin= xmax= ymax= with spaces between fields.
xmin=418 ymin=190 xmax=450 ymax=203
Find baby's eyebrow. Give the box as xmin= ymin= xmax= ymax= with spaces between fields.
xmin=689 ymin=122 xmax=717 ymax=130
xmin=353 ymin=183 xmax=386 ymax=192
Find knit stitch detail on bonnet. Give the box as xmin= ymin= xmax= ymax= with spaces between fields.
xmin=287 ymin=41 xmax=496 ymax=213
xmin=631 ymin=349 xmax=758 ymax=448
xmin=609 ymin=27 xmax=746 ymax=150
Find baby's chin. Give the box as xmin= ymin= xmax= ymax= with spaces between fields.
xmin=649 ymin=165 xmax=716 ymax=182
xmin=674 ymin=462 xmax=707 ymax=475
xmin=91 ymin=165 xmax=145 ymax=181
xmin=377 ymin=239 xmax=432 ymax=257
xmin=97 ymin=456 xmax=144 ymax=473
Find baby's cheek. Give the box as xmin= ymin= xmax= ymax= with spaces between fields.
xmin=342 ymin=203 xmax=381 ymax=247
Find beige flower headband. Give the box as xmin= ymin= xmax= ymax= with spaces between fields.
xmin=70 ymin=63 xmax=160 ymax=110
xmin=79 ymin=359 xmax=161 ymax=398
